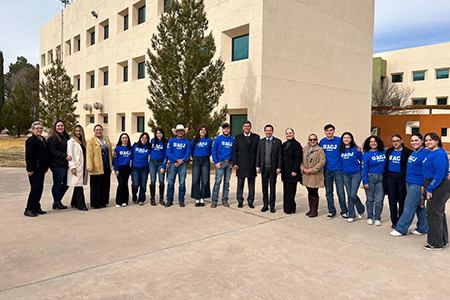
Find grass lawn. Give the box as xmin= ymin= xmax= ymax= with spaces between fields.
xmin=0 ymin=136 xmax=27 ymax=167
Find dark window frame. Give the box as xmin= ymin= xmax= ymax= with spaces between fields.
xmin=138 ymin=6 xmax=146 ymax=24
xmin=138 ymin=62 xmax=145 ymax=79
xmin=137 ymin=116 xmax=145 ymax=132
xmin=232 ymin=34 xmax=249 ymax=62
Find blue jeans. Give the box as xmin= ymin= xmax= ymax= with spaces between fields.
xmin=211 ymin=161 xmax=232 ymax=203
xmin=191 ymin=156 xmax=211 ymax=199
xmin=364 ymin=173 xmax=384 ymax=220
xmin=131 ymin=166 xmax=149 ymax=203
xmin=167 ymin=163 xmax=187 ymax=203
xmin=51 ymin=166 xmax=69 ymax=203
xmin=343 ymin=172 xmax=365 ymax=218
xmin=324 ymin=169 xmax=347 ymax=215
xmin=395 ymin=183 xmax=428 ymax=234
xmin=149 ymin=159 xmax=164 ymax=186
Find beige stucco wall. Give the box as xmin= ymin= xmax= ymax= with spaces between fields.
xmin=40 ymin=0 xmax=374 ymax=145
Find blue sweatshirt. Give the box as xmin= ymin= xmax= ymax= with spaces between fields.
xmin=388 ymin=149 xmax=402 ymax=172
xmin=362 ymin=149 xmax=386 ymax=185
xmin=320 ymin=136 xmax=342 ymax=171
xmin=406 ymin=148 xmax=430 ymax=186
xmin=113 ymin=145 xmax=132 ymax=171
xmin=131 ymin=143 xmax=151 ymax=168
xmin=422 ymin=148 xmax=449 ymax=193
xmin=340 ymin=146 xmax=362 ymax=175
xmin=191 ymin=137 xmax=212 ymax=157
xmin=166 ymin=137 xmax=191 ymax=164
xmin=150 ymin=138 xmax=166 ymax=161
xmin=212 ymin=135 xmax=234 ymax=164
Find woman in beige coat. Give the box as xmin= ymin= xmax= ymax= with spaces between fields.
xmin=67 ymin=125 xmax=88 ymax=211
xmin=87 ymin=124 xmax=114 ymax=208
xmin=301 ymin=133 xmax=326 ymax=217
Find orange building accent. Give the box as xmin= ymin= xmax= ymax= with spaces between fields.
xmin=371 ymin=114 xmax=450 ymax=151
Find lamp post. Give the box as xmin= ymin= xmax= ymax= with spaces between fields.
xmin=60 ymin=0 xmax=70 ymax=61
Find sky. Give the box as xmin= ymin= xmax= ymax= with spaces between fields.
xmin=1 ymin=0 xmax=450 ymax=72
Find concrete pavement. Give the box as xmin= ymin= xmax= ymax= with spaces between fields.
xmin=0 ymin=167 xmax=449 ymax=299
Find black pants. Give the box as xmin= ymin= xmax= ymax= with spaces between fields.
xmin=283 ymin=181 xmax=297 ymax=214
xmin=426 ymin=179 xmax=450 ymax=248
xmin=90 ymin=170 xmax=111 ymax=208
xmin=26 ymin=171 xmax=45 ymax=211
xmin=306 ymin=187 xmax=319 ymax=197
xmin=237 ymin=177 xmax=255 ymax=204
xmin=387 ymin=172 xmax=405 ymax=226
xmin=71 ymin=186 xmax=87 ymax=209
xmin=261 ymin=167 xmax=277 ymax=208
xmin=116 ymin=165 xmax=131 ymax=205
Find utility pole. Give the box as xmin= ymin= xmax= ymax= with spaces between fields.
xmin=60 ymin=0 xmax=70 ymax=62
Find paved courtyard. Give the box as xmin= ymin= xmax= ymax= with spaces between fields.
xmin=0 ymin=167 xmax=449 ymax=299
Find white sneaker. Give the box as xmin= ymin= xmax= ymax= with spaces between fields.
xmin=341 ymin=212 xmax=349 ymax=219
xmin=357 ymin=213 xmax=363 ymax=219
xmin=390 ymin=230 xmax=402 ymax=237
xmin=347 ymin=218 xmax=354 ymax=223
xmin=410 ymin=229 xmax=425 ymax=235
xmin=121 ymin=203 xmax=127 ymax=207
xmin=375 ymin=220 xmax=382 ymax=226
xmin=367 ymin=219 xmax=374 ymax=225
xmin=116 ymin=204 xmax=121 ymax=208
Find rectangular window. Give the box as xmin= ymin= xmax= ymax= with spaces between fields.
xmin=104 ymin=25 xmax=109 ymax=40
xmin=103 ymin=116 xmax=109 ymax=124
xmin=411 ymin=127 xmax=420 ymax=135
xmin=392 ymin=73 xmax=403 ymax=83
xmin=138 ymin=6 xmax=146 ymax=24
xmin=124 ymin=66 xmax=129 ymax=82
xmin=104 ymin=71 xmax=109 ymax=86
xmin=77 ymin=78 xmax=80 ymax=91
xmin=121 ymin=116 xmax=126 ymax=131
xmin=232 ymin=34 xmax=249 ymax=61
xmin=90 ymin=75 xmax=95 ymax=88
xmin=124 ymin=14 xmax=129 ymax=30
xmin=437 ymin=97 xmax=448 ymax=105
xmin=138 ymin=62 xmax=145 ymax=79
xmin=442 ymin=128 xmax=448 ymax=137
xmin=90 ymin=116 xmax=95 ymax=124
xmin=77 ymin=38 xmax=81 ymax=51
xmin=230 ymin=114 xmax=248 ymax=137
xmin=137 ymin=116 xmax=145 ymax=132
xmin=90 ymin=31 xmax=95 ymax=45
xmin=413 ymin=72 xmax=425 ymax=81
xmin=437 ymin=69 xmax=449 ymax=79
xmin=412 ymin=99 xmax=426 ymax=105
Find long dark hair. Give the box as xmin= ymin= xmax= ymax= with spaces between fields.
xmin=51 ymin=120 xmax=70 ymax=141
xmin=137 ymin=132 xmax=151 ymax=149
xmin=340 ymin=132 xmax=356 ymax=152
xmin=362 ymin=136 xmax=384 ymax=153
xmin=153 ymin=127 xmax=166 ymax=147
xmin=193 ymin=125 xmax=208 ymax=147
xmin=117 ymin=133 xmax=132 ymax=149
xmin=424 ymin=132 xmax=443 ymax=148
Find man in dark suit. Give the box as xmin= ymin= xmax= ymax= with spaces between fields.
xmin=232 ymin=120 xmax=260 ymax=208
xmin=256 ymin=125 xmax=282 ymax=213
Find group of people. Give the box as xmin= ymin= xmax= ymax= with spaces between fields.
xmin=24 ymin=120 xmax=450 ymax=251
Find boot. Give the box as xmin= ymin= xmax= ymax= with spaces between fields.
xmin=309 ymin=196 xmax=319 ymax=218
xmin=150 ymin=185 xmax=156 ymax=206
xmin=159 ymin=185 xmax=165 ymax=206
xmin=305 ymin=195 xmax=312 ymax=216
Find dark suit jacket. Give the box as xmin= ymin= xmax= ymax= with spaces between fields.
xmin=232 ymin=132 xmax=260 ymax=178
xmin=281 ymin=138 xmax=302 ymax=183
xmin=26 ymin=134 xmax=50 ymax=173
xmin=255 ymin=137 xmax=282 ymax=173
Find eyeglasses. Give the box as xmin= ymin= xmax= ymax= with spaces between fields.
xmin=392 ymin=140 xmax=401 ymax=143
xmin=309 ymin=139 xmax=317 ymax=141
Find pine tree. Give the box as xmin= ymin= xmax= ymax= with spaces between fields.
xmin=40 ymin=56 xmax=78 ymax=131
xmin=0 ymin=51 xmax=4 ymax=130
xmin=146 ymin=0 xmax=226 ymax=140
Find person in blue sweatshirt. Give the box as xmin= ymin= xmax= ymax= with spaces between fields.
xmin=320 ymin=124 xmax=348 ymax=219
xmin=362 ymin=136 xmax=386 ymax=226
xmin=211 ymin=123 xmax=234 ymax=207
xmin=422 ymin=132 xmax=450 ymax=251
xmin=191 ymin=125 xmax=212 ymax=207
xmin=131 ymin=132 xmax=151 ymax=205
xmin=390 ymin=133 xmax=429 ymax=237
xmin=340 ymin=132 xmax=365 ymax=223
xmin=113 ymin=133 xmax=132 ymax=207
xmin=149 ymin=128 xmax=167 ymax=206
xmin=166 ymin=124 xmax=191 ymax=207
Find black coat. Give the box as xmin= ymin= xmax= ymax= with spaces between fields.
xmin=281 ymin=138 xmax=302 ymax=183
xmin=48 ymin=133 xmax=70 ymax=168
xmin=255 ymin=137 xmax=282 ymax=172
xmin=232 ymin=132 xmax=260 ymax=178
xmin=25 ymin=134 xmax=50 ymax=173
xmin=384 ymin=145 xmax=413 ymax=195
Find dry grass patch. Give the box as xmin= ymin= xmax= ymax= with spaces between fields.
xmin=0 ymin=136 xmax=27 ymax=167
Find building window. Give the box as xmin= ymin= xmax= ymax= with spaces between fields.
xmin=103 ymin=116 xmax=109 ymax=124
xmin=230 ymin=114 xmax=248 ymax=137
xmin=392 ymin=73 xmax=403 ymax=83
xmin=412 ymin=99 xmax=426 ymax=105
xmin=124 ymin=14 xmax=129 ymax=30
xmin=413 ymin=71 xmax=425 ymax=81
xmin=442 ymin=128 xmax=448 ymax=137
xmin=138 ymin=62 xmax=145 ymax=79
xmin=90 ymin=74 xmax=95 ymax=88
xmin=121 ymin=116 xmax=126 ymax=131
xmin=90 ymin=116 xmax=95 ymax=124
xmin=137 ymin=116 xmax=145 ymax=132
xmin=104 ymin=25 xmax=109 ymax=40
xmin=77 ymin=78 xmax=80 ymax=91
xmin=124 ymin=66 xmax=129 ymax=82
xmin=437 ymin=97 xmax=448 ymax=105
xmin=232 ymin=34 xmax=249 ymax=62
xmin=138 ymin=6 xmax=146 ymax=24
xmin=77 ymin=38 xmax=81 ymax=51
xmin=411 ymin=127 xmax=420 ymax=135
xmin=104 ymin=71 xmax=109 ymax=86
xmin=90 ymin=31 xmax=95 ymax=45
xmin=436 ymin=69 xmax=449 ymax=79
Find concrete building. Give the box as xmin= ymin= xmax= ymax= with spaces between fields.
xmin=40 ymin=0 xmax=374 ymax=143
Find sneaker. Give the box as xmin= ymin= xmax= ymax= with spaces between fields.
xmin=341 ymin=212 xmax=349 ymax=219
xmin=347 ymin=218 xmax=354 ymax=223
xmin=122 ymin=203 xmax=127 ymax=207
xmin=116 ymin=204 xmax=121 ymax=208
xmin=326 ymin=213 xmax=336 ymax=219
xmin=211 ymin=202 xmax=217 ymax=208
xmin=357 ymin=213 xmax=363 ymax=219
xmin=390 ymin=230 xmax=403 ymax=237
xmin=222 ymin=202 xmax=230 ymax=207
xmin=424 ymin=244 xmax=444 ymax=251
xmin=367 ymin=219 xmax=374 ymax=225
xmin=375 ymin=220 xmax=382 ymax=226
xmin=410 ymin=230 xmax=426 ymax=235
xmin=139 ymin=202 xmax=144 ymax=206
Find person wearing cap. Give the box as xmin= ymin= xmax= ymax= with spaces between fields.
xmin=232 ymin=120 xmax=260 ymax=208
xmin=165 ymin=124 xmax=191 ymax=207
xmin=211 ymin=123 xmax=234 ymax=207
